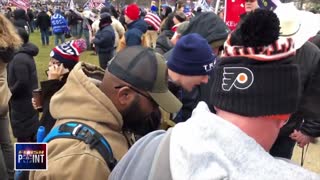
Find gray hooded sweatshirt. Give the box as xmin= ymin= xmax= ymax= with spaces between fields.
xmin=109 ymin=102 xmax=320 ymax=180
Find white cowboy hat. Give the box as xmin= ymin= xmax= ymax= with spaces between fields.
xmin=274 ymin=2 xmax=320 ymax=49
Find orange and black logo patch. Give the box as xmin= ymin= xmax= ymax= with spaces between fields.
xmin=222 ymin=67 xmax=254 ymax=91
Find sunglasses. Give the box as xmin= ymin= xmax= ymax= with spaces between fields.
xmin=114 ymin=85 xmax=157 ymax=106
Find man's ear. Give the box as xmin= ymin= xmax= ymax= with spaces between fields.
xmin=117 ymin=86 xmax=135 ymax=106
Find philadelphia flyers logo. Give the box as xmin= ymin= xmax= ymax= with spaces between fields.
xmin=222 ymin=67 xmax=254 ymax=91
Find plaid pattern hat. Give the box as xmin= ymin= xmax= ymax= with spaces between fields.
xmin=144 ymin=12 xmax=161 ymax=31
xmin=210 ymin=9 xmax=300 ymax=117
xmin=108 ymin=46 xmax=182 ymax=113
xmin=50 ymin=39 xmax=87 ymax=70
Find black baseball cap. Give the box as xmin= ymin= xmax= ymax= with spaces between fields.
xmin=108 ymin=46 xmax=182 ymax=113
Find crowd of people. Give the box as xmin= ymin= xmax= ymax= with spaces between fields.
xmin=0 ymin=0 xmax=320 ymax=179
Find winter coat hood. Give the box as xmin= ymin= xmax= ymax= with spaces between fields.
xmin=13 ymin=9 xmax=26 ymax=20
xmin=16 ymin=42 xmax=39 ymax=57
xmin=182 ymin=12 xmax=230 ymax=45
xmin=128 ymin=19 xmax=148 ymax=34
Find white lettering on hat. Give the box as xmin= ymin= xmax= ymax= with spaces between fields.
xmin=222 ymin=67 xmax=254 ymax=91
xmin=203 ymin=63 xmax=214 ymax=72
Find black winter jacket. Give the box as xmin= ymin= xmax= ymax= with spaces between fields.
xmin=36 ymin=11 xmax=51 ymax=30
xmin=13 ymin=9 xmax=29 ymax=33
xmin=93 ymin=24 xmax=115 ymax=54
xmin=155 ymin=30 xmax=174 ymax=55
xmin=39 ymin=77 xmax=66 ymax=136
xmin=7 ymin=42 xmax=39 ymax=138
xmin=310 ymin=32 xmax=320 ymax=49
xmin=279 ymin=42 xmax=320 ymax=137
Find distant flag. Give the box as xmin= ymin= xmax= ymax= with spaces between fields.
xmin=96 ymin=3 xmax=105 ymax=11
xmin=83 ymin=0 xmax=95 ymax=9
xmin=9 ymin=0 xmax=30 ymax=10
xmin=89 ymin=0 xmax=95 ymax=9
xmin=195 ymin=0 xmax=212 ymax=12
xmin=69 ymin=0 xmax=75 ymax=9
xmin=83 ymin=0 xmax=90 ymax=8
xmin=224 ymin=0 xmax=245 ymax=30
xmin=104 ymin=0 xmax=111 ymax=8
xmin=257 ymin=0 xmax=281 ymax=11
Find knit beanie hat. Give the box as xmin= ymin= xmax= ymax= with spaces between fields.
xmin=100 ymin=12 xmax=112 ymax=24
xmin=125 ymin=4 xmax=140 ymax=21
xmin=150 ymin=5 xmax=158 ymax=13
xmin=144 ymin=12 xmax=161 ymax=31
xmin=210 ymin=9 xmax=300 ymax=117
xmin=174 ymin=12 xmax=186 ymax=23
xmin=167 ymin=33 xmax=216 ymax=76
xmin=50 ymin=39 xmax=87 ymax=70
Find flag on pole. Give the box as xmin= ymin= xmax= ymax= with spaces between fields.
xmin=89 ymin=0 xmax=95 ymax=9
xmin=104 ymin=0 xmax=111 ymax=8
xmin=195 ymin=0 xmax=212 ymax=12
xmin=224 ymin=0 xmax=245 ymax=30
xmin=257 ymin=0 xmax=281 ymax=11
xmin=69 ymin=0 xmax=75 ymax=10
xmin=83 ymin=0 xmax=90 ymax=8
xmin=9 ymin=0 xmax=30 ymax=10
xmin=96 ymin=3 xmax=105 ymax=11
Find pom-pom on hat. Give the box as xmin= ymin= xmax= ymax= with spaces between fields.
xmin=50 ymin=39 xmax=87 ymax=70
xmin=167 ymin=33 xmax=216 ymax=76
xmin=230 ymin=8 xmax=280 ymax=47
xmin=211 ymin=9 xmax=300 ymax=118
xmin=125 ymin=3 xmax=140 ymax=21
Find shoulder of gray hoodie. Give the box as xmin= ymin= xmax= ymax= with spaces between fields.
xmin=109 ymin=130 xmax=320 ymax=180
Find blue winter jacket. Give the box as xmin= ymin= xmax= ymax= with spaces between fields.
xmin=51 ymin=13 xmax=67 ymax=34
xmin=125 ymin=19 xmax=148 ymax=46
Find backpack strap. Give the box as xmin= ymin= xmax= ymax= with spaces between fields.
xmin=43 ymin=122 xmax=117 ymax=170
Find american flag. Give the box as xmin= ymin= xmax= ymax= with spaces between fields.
xmin=195 ymin=0 xmax=212 ymax=12
xmin=69 ymin=0 xmax=75 ymax=9
xmin=96 ymin=3 xmax=105 ymax=11
xmin=9 ymin=0 xmax=30 ymax=10
xmin=88 ymin=0 xmax=95 ymax=9
xmin=257 ymin=0 xmax=281 ymax=10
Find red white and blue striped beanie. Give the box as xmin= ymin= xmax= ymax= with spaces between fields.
xmin=50 ymin=39 xmax=87 ymax=70
xmin=144 ymin=12 xmax=161 ymax=31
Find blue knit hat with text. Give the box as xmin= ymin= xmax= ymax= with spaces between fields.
xmin=167 ymin=33 xmax=216 ymax=76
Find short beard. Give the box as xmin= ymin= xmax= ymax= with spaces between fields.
xmin=122 ymin=96 xmax=161 ymax=136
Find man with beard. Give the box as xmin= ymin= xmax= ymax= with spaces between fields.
xmin=30 ymin=46 xmax=181 ymax=180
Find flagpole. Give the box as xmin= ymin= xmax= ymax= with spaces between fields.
xmin=159 ymin=0 xmax=161 ymax=15
xmin=215 ymin=0 xmax=221 ymax=14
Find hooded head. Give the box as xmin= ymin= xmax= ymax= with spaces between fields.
xmin=13 ymin=8 xmax=26 ymax=20
xmin=182 ymin=12 xmax=230 ymax=51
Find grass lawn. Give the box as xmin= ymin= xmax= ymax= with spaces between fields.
xmin=30 ymin=30 xmax=99 ymax=82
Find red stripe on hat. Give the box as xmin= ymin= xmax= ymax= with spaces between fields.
xmin=144 ymin=13 xmax=161 ymax=31
xmin=53 ymin=48 xmax=79 ymax=62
